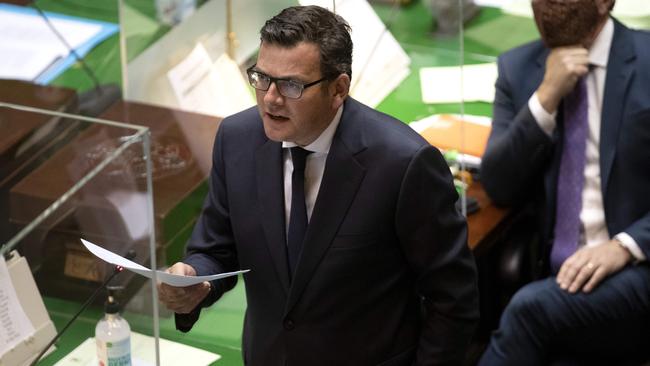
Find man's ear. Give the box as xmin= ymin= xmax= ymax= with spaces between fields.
xmin=596 ymin=0 xmax=615 ymax=15
xmin=330 ymin=73 xmax=350 ymax=109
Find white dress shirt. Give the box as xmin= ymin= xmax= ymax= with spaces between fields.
xmin=282 ymin=106 xmax=343 ymax=235
xmin=528 ymin=19 xmax=645 ymax=261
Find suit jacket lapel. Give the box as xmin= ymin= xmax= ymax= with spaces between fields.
xmin=285 ymin=102 xmax=366 ymax=314
xmin=600 ymin=20 xmax=636 ymax=196
xmin=256 ymin=139 xmax=290 ymax=294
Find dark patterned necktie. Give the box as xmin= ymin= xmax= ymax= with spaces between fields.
xmin=287 ymin=147 xmax=312 ymax=278
xmin=550 ymin=77 xmax=589 ymax=273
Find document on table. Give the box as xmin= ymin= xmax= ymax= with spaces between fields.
xmin=54 ymin=332 xmax=220 ymax=366
xmin=166 ymin=43 xmax=254 ymax=118
xmin=80 ymin=239 xmax=249 ymax=287
xmin=0 ymin=257 xmax=35 ymax=358
xmin=420 ymin=63 xmax=498 ymax=104
xmin=410 ymin=113 xmax=492 ymax=159
xmin=0 ymin=3 xmax=118 ymax=83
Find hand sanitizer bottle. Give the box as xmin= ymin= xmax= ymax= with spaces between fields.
xmin=95 ymin=291 xmax=131 ymax=366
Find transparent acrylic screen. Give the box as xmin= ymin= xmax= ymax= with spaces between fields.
xmin=0 ymin=103 xmax=158 ymax=366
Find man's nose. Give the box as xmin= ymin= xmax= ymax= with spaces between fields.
xmin=263 ymin=81 xmax=284 ymax=104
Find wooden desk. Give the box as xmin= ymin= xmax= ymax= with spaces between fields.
xmin=0 ymin=79 xmax=77 ymax=110
xmin=0 ymin=80 xmax=78 ymax=160
xmin=1 ymin=80 xmax=79 ymax=244
xmin=467 ymin=181 xmax=512 ymax=254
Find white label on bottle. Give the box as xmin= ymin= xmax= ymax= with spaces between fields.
xmin=97 ymin=337 xmax=131 ymax=366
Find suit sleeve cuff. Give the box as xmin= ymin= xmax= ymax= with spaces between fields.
xmin=528 ymin=92 xmax=556 ymax=137
xmin=614 ymin=233 xmax=646 ymax=262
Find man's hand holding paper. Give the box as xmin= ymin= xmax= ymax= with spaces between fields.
xmin=158 ymin=262 xmax=212 ymax=314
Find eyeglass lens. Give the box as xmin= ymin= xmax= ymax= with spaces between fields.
xmin=248 ymin=70 xmax=303 ymax=99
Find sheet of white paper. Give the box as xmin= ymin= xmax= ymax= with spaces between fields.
xmin=0 ymin=7 xmax=103 ymax=81
xmin=0 ymin=257 xmax=36 ymax=357
xmin=474 ymin=0 xmax=517 ymax=8
xmin=613 ymin=0 xmax=650 ymax=18
xmin=299 ymin=0 xmax=411 ymax=107
xmin=419 ymin=63 xmax=498 ymax=104
xmin=211 ymin=53 xmax=256 ymax=117
xmin=501 ymin=0 xmax=533 ymax=18
xmin=104 ymin=191 xmax=149 ymax=241
xmin=167 ymin=44 xmax=254 ymax=118
xmin=80 ymin=239 xmax=249 ymax=287
xmin=54 ymin=332 xmax=220 ymax=366
xmin=0 ymin=43 xmax=62 ymax=81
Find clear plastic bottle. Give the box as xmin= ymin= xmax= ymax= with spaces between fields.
xmin=95 ymin=294 xmax=131 ymax=366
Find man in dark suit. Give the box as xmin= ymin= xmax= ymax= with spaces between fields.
xmin=479 ymin=0 xmax=650 ymax=364
xmin=158 ymin=5 xmax=478 ymax=366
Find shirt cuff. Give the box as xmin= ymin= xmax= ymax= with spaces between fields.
xmin=614 ymin=233 xmax=646 ymax=262
xmin=528 ymin=92 xmax=557 ymax=136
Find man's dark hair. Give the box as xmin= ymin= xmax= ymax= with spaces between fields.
xmin=260 ymin=5 xmax=353 ymax=81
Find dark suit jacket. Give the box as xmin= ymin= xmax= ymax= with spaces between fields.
xmin=176 ymin=97 xmax=478 ymax=365
xmin=481 ymin=19 xmax=650 ymax=269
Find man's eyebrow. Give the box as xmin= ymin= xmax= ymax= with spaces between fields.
xmin=252 ymin=66 xmax=306 ymax=81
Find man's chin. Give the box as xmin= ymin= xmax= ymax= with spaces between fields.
xmin=262 ymin=125 xmax=291 ymax=143
xmin=265 ymin=134 xmax=285 ymax=142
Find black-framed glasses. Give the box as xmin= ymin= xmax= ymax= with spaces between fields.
xmin=246 ymin=64 xmax=327 ymax=99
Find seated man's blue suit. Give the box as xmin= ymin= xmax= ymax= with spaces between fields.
xmin=479 ymin=19 xmax=650 ymax=364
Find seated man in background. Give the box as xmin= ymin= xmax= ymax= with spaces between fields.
xmin=479 ymin=0 xmax=650 ymax=364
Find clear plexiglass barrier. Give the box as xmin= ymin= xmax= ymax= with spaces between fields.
xmin=0 ymin=102 xmax=160 ymax=366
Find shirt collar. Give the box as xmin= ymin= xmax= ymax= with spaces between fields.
xmin=589 ymin=18 xmax=613 ymax=68
xmin=282 ymin=105 xmax=344 ymax=154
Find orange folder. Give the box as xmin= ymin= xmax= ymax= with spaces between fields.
xmin=418 ymin=114 xmax=491 ymax=157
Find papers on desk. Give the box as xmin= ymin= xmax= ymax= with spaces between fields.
xmin=0 ymin=257 xmax=35 ymax=359
xmin=54 ymin=332 xmax=220 ymax=366
xmin=0 ymin=4 xmax=118 ymax=84
xmin=299 ymin=0 xmax=411 ymax=107
xmin=166 ymin=43 xmax=255 ymax=118
xmin=80 ymin=239 xmax=249 ymax=287
xmin=419 ymin=63 xmax=498 ymax=104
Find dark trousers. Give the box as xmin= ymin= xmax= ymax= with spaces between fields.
xmin=478 ymin=265 xmax=650 ymax=365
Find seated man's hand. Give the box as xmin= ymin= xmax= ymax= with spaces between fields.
xmin=158 ymin=262 xmax=211 ymax=314
xmin=556 ymin=240 xmax=632 ymax=294
xmin=537 ymin=46 xmax=590 ymax=113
